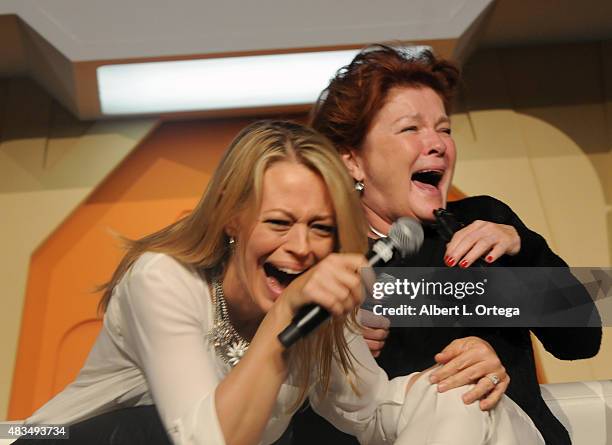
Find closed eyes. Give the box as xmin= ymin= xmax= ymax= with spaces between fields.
xmin=311 ymin=223 xmax=336 ymax=235
xmin=264 ymin=219 xmax=335 ymax=235
xmin=265 ymin=219 xmax=291 ymax=227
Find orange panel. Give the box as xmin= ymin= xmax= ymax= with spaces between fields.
xmin=8 ymin=118 xmax=267 ymax=419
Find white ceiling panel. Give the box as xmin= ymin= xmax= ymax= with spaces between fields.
xmin=5 ymin=0 xmax=492 ymax=60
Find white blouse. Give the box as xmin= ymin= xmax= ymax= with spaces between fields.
xmin=21 ymin=252 xmax=413 ymax=445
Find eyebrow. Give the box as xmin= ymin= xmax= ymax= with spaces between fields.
xmin=393 ymin=113 xmax=451 ymax=126
xmin=392 ymin=112 xmax=420 ymax=125
xmin=263 ymin=208 xmax=335 ymax=221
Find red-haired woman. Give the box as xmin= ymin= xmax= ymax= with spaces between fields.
xmin=290 ymin=45 xmax=601 ymax=445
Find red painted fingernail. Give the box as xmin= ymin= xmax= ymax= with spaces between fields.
xmin=444 ymin=255 xmax=448 ymax=262
xmin=446 ymin=257 xmax=455 ymax=266
xmin=486 ymin=255 xmax=493 ymax=263
xmin=459 ymin=260 xmax=469 ymax=268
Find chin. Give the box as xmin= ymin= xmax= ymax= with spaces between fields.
xmin=411 ymin=202 xmax=442 ymax=223
xmin=251 ymin=286 xmax=274 ymax=315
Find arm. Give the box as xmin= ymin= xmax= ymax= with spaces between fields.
xmin=447 ymin=196 xmax=601 ymax=359
xmin=120 ymin=254 xmax=291 ymax=445
xmin=487 ymin=197 xmax=602 ymax=359
xmin=214 ymin=305 xmax=291 ymax=445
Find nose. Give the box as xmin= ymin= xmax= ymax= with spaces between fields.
xmin=284 ymin=224 xmax=311 ymax=259
xmin=423 ymin=131 xmax=447 ymax=156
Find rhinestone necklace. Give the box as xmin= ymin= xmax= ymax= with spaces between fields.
xmin=207 ymin=279 xmax=250 ymax=367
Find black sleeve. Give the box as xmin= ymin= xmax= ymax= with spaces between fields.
xmin=468 ymin=196 xmax=602 ymax=359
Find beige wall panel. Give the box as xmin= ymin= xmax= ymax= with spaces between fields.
xmin=515 ymin=113 xmax=610 ymax=266
xmin=457 ymin=46 xmax=612 ymax=384
xmin=456 ymin=49 xmax=555 ymax=241
xmin=453 ymin=109 xmax=552 ymax=240
xmin=599 ymin=40 xmax=612 ymax=265
xmin=0 ymin=79 xmax=51 ymax=191
xmin=603 ymin=41 xmax=612 ymax=160
xmin=609 ymin=209 xmax=612 ymax=287
xmin=0 ymin=78 xmax=157 ymax=419
xmin=584 ymin=152 xmax=612 ymax=210
xmin=39 ymin=120 xmax=157 ymax=189
xmin=499 ymin=43 xmax=610 ymax=266
xmin=45 ymin=103 xmax=92 ymax=170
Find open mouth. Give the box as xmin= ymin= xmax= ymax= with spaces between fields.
xmin=263 ymin=262 xmax=306 ymax=290
xmin=411 ymin=170 xmax=443 ymax=188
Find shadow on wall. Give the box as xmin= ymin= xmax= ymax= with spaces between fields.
xmin=0 ymin=78 xmax=159 ymax=194
xmin=458 ymin=41 xmax=612 ymax=266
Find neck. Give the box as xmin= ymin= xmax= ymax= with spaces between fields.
xmin=361 ymin=202 xmax=392 ymax=239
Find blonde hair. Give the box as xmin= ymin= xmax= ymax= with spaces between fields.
xmin=98 ymin=120 xmax=368 ymax=407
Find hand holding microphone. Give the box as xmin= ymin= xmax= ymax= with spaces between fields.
xmin=278 ymin=218 xmax=424 ymax=348
xmin=434 ymin=208 xmax=520 ymax=268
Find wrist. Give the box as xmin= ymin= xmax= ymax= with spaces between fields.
xmin=272 ymin=293 xmax=298 ymax=321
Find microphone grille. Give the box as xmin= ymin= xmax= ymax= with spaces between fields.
xmin=389 ymin=217 xmax=424 ymax=257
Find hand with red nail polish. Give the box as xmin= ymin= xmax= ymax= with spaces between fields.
xmin=443 ymin=220 xmax=521 ymax=267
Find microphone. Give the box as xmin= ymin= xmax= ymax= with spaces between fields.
xmin=277 ymin=218 xmax=425 ymax=348
xmin=433 ymin=208 xmax=488 ymax=267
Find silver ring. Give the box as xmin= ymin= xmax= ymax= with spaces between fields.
xmin=488 ymin=374 xmax=501 ymax=386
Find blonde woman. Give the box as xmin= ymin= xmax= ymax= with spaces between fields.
xmin=9 ymin=121 xmax=539 ymax=445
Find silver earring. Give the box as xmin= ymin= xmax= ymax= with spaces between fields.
xmin=354 ymin=181 xmax=365 ymax=192
xmin=228 ymin=237 xmax=235 ymax=246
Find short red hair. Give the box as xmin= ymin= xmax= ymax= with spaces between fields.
xmin=310 ymin=44 xmax=460 ymax=151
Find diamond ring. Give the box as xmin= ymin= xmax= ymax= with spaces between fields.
xmin=488 ymin=374 xmax=501 ymax=386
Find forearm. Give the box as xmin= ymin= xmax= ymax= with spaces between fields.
xmin=215 ymin=303 xmax=292 ymax=445
xmin=532 ymin=326 xmax=601 ymax=359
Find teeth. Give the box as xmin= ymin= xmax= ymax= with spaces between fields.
xmin=277 ymin=267 xmax=303 ymax=275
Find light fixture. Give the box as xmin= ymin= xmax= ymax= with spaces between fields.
xmin=97 ymin=46 xmax=430 ymax=116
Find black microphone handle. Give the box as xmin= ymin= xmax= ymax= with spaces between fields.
xmin=278 ymin=239 xmax=393 ymax=348
xmin=434 ymin=208 xmax=488 ymax=268
xmin=278 ymin=304 xmax=329 ymax=348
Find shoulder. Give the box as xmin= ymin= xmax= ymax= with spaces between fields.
xmin=128 ymin=252 xmax=205 ymax=290
xmin=120 ymin=252 xmax=209 ymax=319
xmin=131 ymin=251 xmax=194 ymax=276
xmin=447 ymin=195 xmax=516 ymax=224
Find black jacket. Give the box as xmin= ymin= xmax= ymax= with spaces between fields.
xmin=290 ymin=196 xmax=601 ymax=445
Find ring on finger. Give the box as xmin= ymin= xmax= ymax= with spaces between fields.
xmin=487 ymin=374 xmax=501 ymax=386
